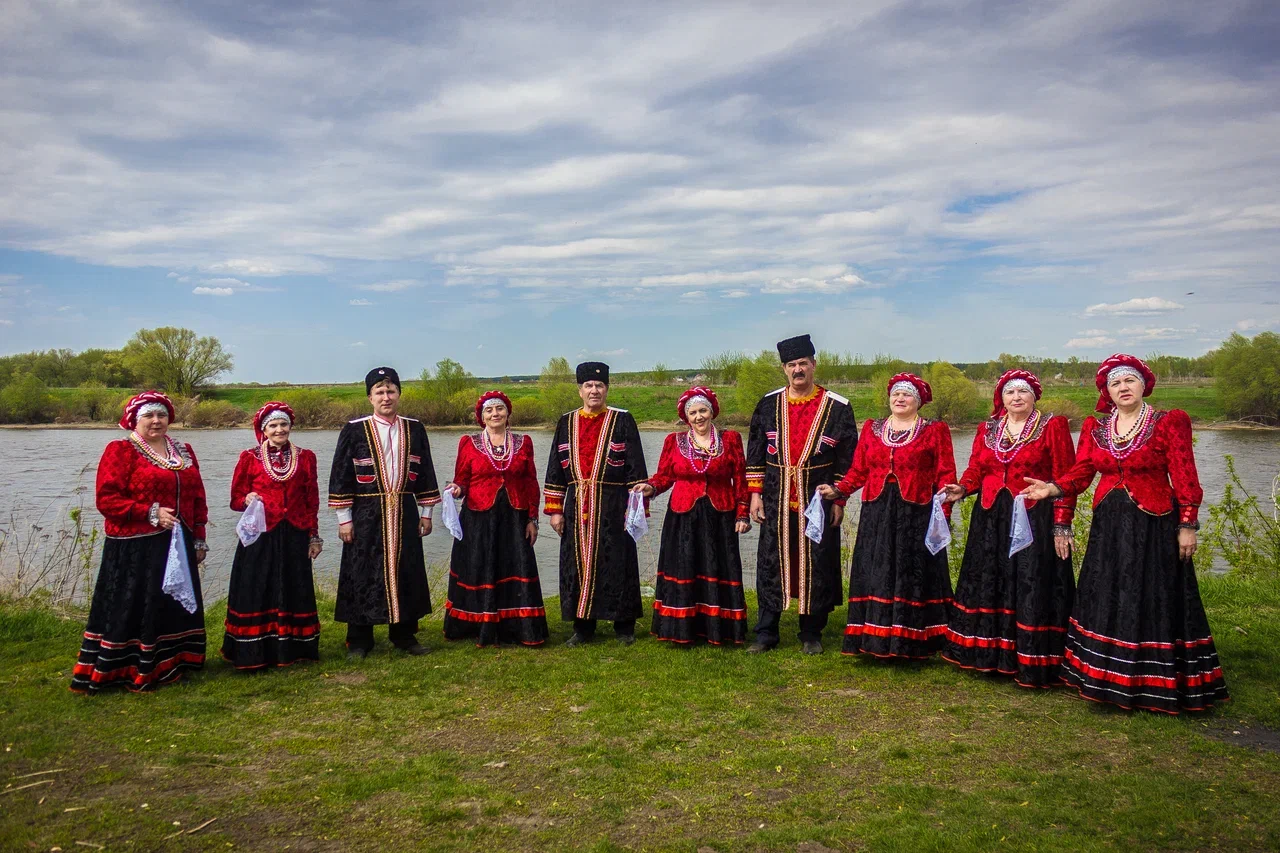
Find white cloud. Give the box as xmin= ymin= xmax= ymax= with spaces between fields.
xmin=680 ymin=290 xmax=706 ymax=300
xmin=348 ymin=341 xmax=367 ymax=348
xmin=201 ymin=277 xmax=248 ymax=288
xmin=192 ymin=286 xmax=234 ymax=296
xmin=1084 ymin=297 xmax=1186 ymax=316
xmin=358 ymin=280 xmax=422 ymax=293
xmin=349 ymin=298 xmax=374 ymax=306
xmin=763 ymin=269 xmax=873 ymax=294
xmin=0 ymin=318 xmax=13 ymax=326
xmin=722 ymin=290 xmax=750 ymax=299
xmin=1065 ymin=332 xmax=1118 ymax=348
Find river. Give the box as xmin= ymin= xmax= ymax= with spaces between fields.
xmin=1 ymin=427 xmax=1276 ymax=601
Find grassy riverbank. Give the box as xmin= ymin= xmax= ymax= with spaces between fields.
xmin=3 ymin=575 xmax=1279 ymax=852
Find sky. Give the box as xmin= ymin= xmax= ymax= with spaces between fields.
xmin=1 ymin=0 xmax=1278 ymax=382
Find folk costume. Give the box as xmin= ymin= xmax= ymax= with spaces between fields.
xmin=328 ymin=368 xmax=442 ymax=652
xmin=543 ymin=363 xmax=649 ymax=639
xmin=443 ymin=391 xmax=549 ymax=646
xmin=72 ymin=392 xmax=207 ymax=693
xmin=221 ymin=403 xmax=322 ymax=670
xmin=1053 ymin=354 xmax=1228 ymax=713
xmin=645 ymin=387 xmax=750 ymax=645
xmin=746 ymin=336 xmax=858 ymax=647
xmin=832 ymin=374 xmax=957 ymax=659
xmin=942 ymin=370 xmax=1077 ymax=687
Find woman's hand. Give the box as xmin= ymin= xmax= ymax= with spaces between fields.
xmin=1054 ymin=533 xmax=1072 ymax=560
xmin=338 ymin=521 xmax=355 ymax=544
xmin=1178 ymin=527 xmax=1197 ymax=561
xmin=525 ymin=521 xmax=538 ymax=545
xmin=195 ymin=548 xmax=207 ymax=565
xmin=549 ymin=513 xmax=565 ymax=537
xmin=1020 ymin=478 xmax=1061 ymax=501
xmin=244 ymin=492 xmax=261 ymax=505
xmin=156 ymin=507 xmax=179 ymax=530
xmin=631 ymin=483 xmax=655 ymax=497
xmin=445 ymin=483 xmax=462 ymax=498
xmin=828 ymin=504 xmax=844 ymax=528
xmin=308 ymin=541 xmax=323 ymax=560
xmin=939 ymin=484 xmax=966 ymax=504
xmin=734 ymin=518 xmax=751 ymax=534
xmin=816 ymin=484 xmax=837 ymax=500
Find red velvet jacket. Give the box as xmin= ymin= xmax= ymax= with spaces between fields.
xmin=958 ymin=414 xmax=1077 ymax=526
xmin=1056 ymin=409 xmax=1202 ymax=525
xmin=647 ymin=429 xmax=748 ymax=518
xmin=836 ymin=419 xmax=957 ymax=516
xmin=229 ymin=445 xmax=320 ymax=536
xmin=95 ymin=436 xmax=209 ymax=541
xmin=453 ymin=433 xmax=539 ymax=520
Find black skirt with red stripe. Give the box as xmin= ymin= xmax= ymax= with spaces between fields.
xmin=443 ymin=489 xmax=549 ymax=646
xmin=71 ymin=528 xmax=206 ymax=694
xmin=220 ymin=521 xmax=320 ymax=670
xmin=943 ymin=491 xmax=1074 ymax=687
xmin=1063 ymin=490 xmax=1228 ymax=714
xmin=843 ymin=482 xmax=952 ymax=659
xmin=650 ymin=496 xmax=748 ymax=645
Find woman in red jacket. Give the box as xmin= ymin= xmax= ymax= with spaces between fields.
xmin=72 ymin=392 xmax=209 ymax=693
xmin=221 ymin=402 xmax=323 ymax=670
xmin=633 ymin=387 xmax=750 ymax=645
xmin=1023 ymin=354 xmax=1228 ymax=713
xmin=939 ymin=370 xmax=1077 ymax=687
xmin=818 ymin=373 xmax=957 ymax=660
xmin=442 ymin=391 xmax=549 ymax=646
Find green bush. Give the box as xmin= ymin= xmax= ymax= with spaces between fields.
xmin=923 ymin=361 xmax=982 ymax=424
xmin=185 ymin=400 xmax=249 ymax=428
xmin=734 ymin=351 xmax=784 ymax=415
xmin=0 ymin=372 xmax=55 ymax=423
xmin=1214 ymin=331 xmax=1280 ymax=424
xmin=1038 ymin=395 xmax=1085 ymax=426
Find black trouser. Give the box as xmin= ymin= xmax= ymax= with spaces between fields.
xmin=753 ymin=608 xmax=829 ymax=646
xmin=573 ymin=618 xmax=636 ymax=638
xmin=346 ymin=621 xmax=419 ymax=651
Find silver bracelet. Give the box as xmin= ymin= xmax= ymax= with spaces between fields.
xmin=148 ymin=502 xmax=160 ymax=527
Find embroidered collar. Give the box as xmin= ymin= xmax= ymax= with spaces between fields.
xmin=787 ymin=386 xmax=821 ymax=405
xmin=578 ymin=408 xmax=605 ymax=419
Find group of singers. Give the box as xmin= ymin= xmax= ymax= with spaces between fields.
xmin=69 ymin=335 xmax=1229 ymax=716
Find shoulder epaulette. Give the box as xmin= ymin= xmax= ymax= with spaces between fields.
xmin=608 ymin=406 xmax=629 ymax=413
xmin=349 ymin=415 xmax=372 ymax=424
xmin=825 ymin=391 xmax=849 ymax=405
xmin=766 ymin=387 xmax=785 ymax=397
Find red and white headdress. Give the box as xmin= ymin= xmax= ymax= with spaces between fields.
xmin=887 ymin=372 xmax=933 ymax=406
xmin=253 ymin=401 xmax=295 ymax=443
xmin=1094 ymin=353 xmax=1156 ymax=412
xmin=119 ymin=391 xmax=175 ymax=431
xmin=677 ymin=386 xmax=720 ymax=422
xmin=474 ymin=390 xmax=513 ymax=425
xmin=992 ymin=369 xmax=1043 ymax=416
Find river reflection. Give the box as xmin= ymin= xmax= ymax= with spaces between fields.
xmin=1 ymin=426 xmax=1276 ymax=600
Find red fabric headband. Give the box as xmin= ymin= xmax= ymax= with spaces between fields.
xmin=1094 ymin=353 xmax=1156 ymax=412
xmin=992 ymin=369 xmax=1043 ymax=417
xmin=887 ymin=372 xmax=933 ymax=406
xmin=253 ymin=401 xmax=296 ymax=443
xmin=677 ymin=386 xmax=720 ymax=422
xmin=475 ymin=390 xmax=513 ymax=425
xmin=118 ymin=391 xmax=175 ymax=431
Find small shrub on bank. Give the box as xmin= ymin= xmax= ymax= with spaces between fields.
xmin=923 ymin=361 xmax=983 ymax=424
xmin=1038 ymin=396 xmax=1085 ymax=426
xmin=0 ymin=372 xmax=55 ymax=423
xmin=185 ymin=400 xmax=249 ymax=428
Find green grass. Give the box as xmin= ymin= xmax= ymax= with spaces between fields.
xmin=3 ymin=575 xmax=1280 ymax=852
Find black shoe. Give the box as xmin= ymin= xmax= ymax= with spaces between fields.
xmin=398 ymin=642 xmax=432 ymax=656
xmin=565 ymin=632 xmax=590 ymax=648
xmin=801 ymin=640 xmax=824 ymax=655
xmin=346 ymin=647 xmax=369 ymax=661
xmin=746 ymin=640 xmax=776 ymax=654
xmin=616 ymin=634 xmax=636 ymax=646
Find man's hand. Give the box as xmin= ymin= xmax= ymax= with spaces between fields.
xmin=549 ymin=513 xmax=565 ymax=536
xmin=338 ymin=521 xmax=355 ymax=544
xmin=750 ymin=494 xmax=764 ymax=524
xmin=419 ymin=516 xmax=433 ymax=537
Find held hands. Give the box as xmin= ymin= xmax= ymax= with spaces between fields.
xmin=525 ymin=520 xmax=538 ymax=545
xmin=630 ymin=483 xmax=655 ymax=497
xmin=939 ymin=484 xmax=966 ymax=504
xmin=549 ymin=513 xmax=565 ymax=537
xmin=749 ymin=494 xmax=765 ymax=525
xmin=1020 ymin=478 xmax=1061 ymax=502
xmin=338 ymin=521 xmax=355 ymax=544
xmin=1054 ymin=534 xmax=1072 ymax=560
xmin=1178 ymin=527 xmax=1198 ymax=561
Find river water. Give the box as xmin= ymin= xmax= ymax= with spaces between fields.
xmin=1 ymin=427 xmax=1276 ymax=601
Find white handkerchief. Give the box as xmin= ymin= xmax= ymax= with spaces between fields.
xmin=440 ymin=493 xmax=464 ymax=541
xmin=162 ymin=524 xmax=198 ymax=614
xmin=235 ymin=498 xmax=267 ymax=547
xmin=925 ymin=491 xmax=952 ymax=556
xmin=625 ymin=490 xmax=648 ymax=542
xmin=804 ymin=490 xmax=825 ymax=543
xmin=1009 ymin=494 xmax=1035 ymax=557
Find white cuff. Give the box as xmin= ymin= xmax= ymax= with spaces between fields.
xmin=418 ymin=504 xmax=432 ymax=520
xmin=336 ymin=508 xmax=353 ymax=525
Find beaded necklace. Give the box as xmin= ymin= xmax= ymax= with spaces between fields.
xmin=1104 ymin=403 xmax=1155 ymax=461
xmin=993 ymin=410 xmax=1042 ymax=464
xmin=480 ymin=429 xmax=515 ymax=472
xmin=129 ymin=431 xmax=184 ymax=470
xmin=679 ymin=426 xmax=721 ymax=474
xmin=260 ymin=440 xmax=298 ymax=482
xmin=880 ymin=417 xmax=923 ymax=448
